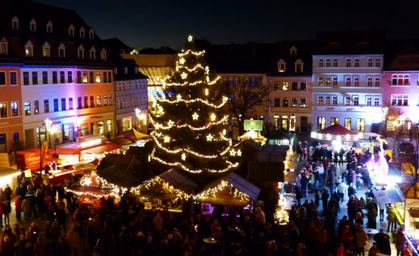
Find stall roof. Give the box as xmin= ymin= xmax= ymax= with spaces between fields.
xmin=82 ymin=143 xmax=121 ymax=155
xmin=68 ymin=185 xmax=114 ymax=196
xmin=122 ymin=128 xmax=150 ymax=141
xmin=110 ymin=137 xmax=136 ymax=146
xmin=317 ymin=123 xmax=357 ymax=135
xmin=373 ymin=188 xmax=405 ymax=204
xmin=0 ymin=167 xmax=21 ymax=177
xmin=96 ymin=154 xmax=147 ymax=187
xmin=159 ymin=169 xmax=198 ymax=194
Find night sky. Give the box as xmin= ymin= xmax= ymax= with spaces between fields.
xmin=37 ymin=0 xmax=419 ymax=51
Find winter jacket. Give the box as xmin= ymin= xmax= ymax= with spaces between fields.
xmin=354 ymin=230 xmax=368 ymax=248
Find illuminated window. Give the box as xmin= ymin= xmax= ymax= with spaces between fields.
xmin=357 ymin=118 xmax=365 ymax=132
xmin=292 ymin=98 xmax=298 ymax=107
xmin=331 ymin=117 xmax=339 ymax=125
xmin=278 ymin=59 xmax=286 ymax=72
xmin=34 ymin=100 xmax=39 ymax=114
xmin=300 ymin=81 xmax=306 ymax=91
xmin=366 ymin=96 xmax=372 ymax=106
xmin=318 ymin=77 xmax=324 ymax=86
xmin=104 ymin=95 xmax=108 ymax=106
xmin=25 ymin=41 xmax=33 ymax=57
xmin=391 ymin=74 xmax=409 ymax=85
xmin=290 ymin=115 xmax=296 ymax=131
xmin=83 ymin=71 xmax=88 ymax=83
xmin=319 ymin=59 xmax=324 ymax=67
xmin=354 ymin=77 xmax=360 ymax=86
xmin=345 ymin=77 xmax=351 ymax=86
xmin=345 ymin=118 xmax=351 ymax=130
xmin=30 ymin=19 xmax=36 ymax=32
xmin=325 ymin=77 xmax=331 ymax=86
xmin=11 ymin=102 xmax=18 ymax=116
xmin=282 ymin=81 xmax=289 ymax=91
xmin=282 ymin=98 xmax=288 ymax=107
xmin=46 ymin=21 xmax=53 ymax=33
xmin=332 ymin=77 xmax=338 ymax=86
xmin=368 ymin=58 xmax=373 ymax=67
xmin=374 ymin=97 xmax=380 ymax=106
xmin=317 ymin=117 xmax=326 ymax=129
xmin=325 ymin=96 xmax=331 ymax=105
xmin=317 ymin=96 xmax=323 ymax=105
xmin=300 ymin=98 xmax=306 ymax=108
xmin=391 ymin=94 xmax=409 ymax=106
xmin=95 ymin=72 xmax=100 ymax=83
xmin=367 ymin=77 xmax=373 ymax=87
xmin=345 ymin=96 xmax=351 ymax=105
xmin=24 ymin=101 xmax=30 ymax=116
xmin=353 ymin=95 xmax=359 ymax=106
xmin=332 ymin=96 xmax=337 ymax=105
xmin=96 ymin=96 xmax=101 ymax=107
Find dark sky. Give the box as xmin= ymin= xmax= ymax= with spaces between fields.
xmin=37 ymin=0 xmax=419 ymax=51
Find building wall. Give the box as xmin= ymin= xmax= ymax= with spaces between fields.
xmin=269 ymin=75 xmax=312 ymax=132
xmin=0 ymin=66 xmax=23 ymax=152
xmin=21 ymin=66 xmax=115 ymax=148
xmin=115 ymin=78 xmax=148 ymax=134
xmin=312 ymin=54 xmax=383 ymax=132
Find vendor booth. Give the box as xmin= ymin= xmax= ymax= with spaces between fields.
xmin=267 ymin=130 xmax=295 ymax=147
xmin=311 ymin=123 xmax=359 ymax=151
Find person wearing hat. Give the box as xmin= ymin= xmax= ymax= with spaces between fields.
xmin=395 ymin=227 xmax=407 ymax=256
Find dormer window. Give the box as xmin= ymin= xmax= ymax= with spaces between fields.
xmin=88 ymin=29 xmax=94 ymax=40
xmin=77 ymin=45 xmax=85 ymax=59
xmin=68 ymin=24 xmax=75 ymax=37
xmin=290 ymin=46 xmax=297 ymax=56
xmin=30 ymin=19 xmax=36 ymax=32
xmin=89 ymin=47 xmax=96 ymax=60
xmin=46 ymin=21 xmax=53 ymax=33
xmin=295 ymin=59 xmax=304 ymax=73
xmin=58 ymin=43 xmax=66 ymax=58
xmin=277 ymin=59 xmax=286 ymax=72
xmin=0 ymin=38 xmax=8 ymax=55
xmin=100 ymin=49 xmax=107 ymax=61
xmin=11 ymin=17 xmax=19 ymax=30
xmin=42 ymin=42 xmax=50 ymax=57
xmin=79 ymin=27 xmax=85 ymax=39
xmin=25 ymin=41 xmax=33 ymax=57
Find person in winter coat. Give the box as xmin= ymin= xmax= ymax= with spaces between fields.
xmin=337 ymin=182 xmax=348 ymax=203
xmin=367 ymin=205 xmax=378 ymax=229
xmin=2 ymin=200 xmax=11 ymax=226
xmin=15 ymin=196 xmax=22 ymax=221
xmin=354 ymin=225 xmax=368 ymax=256
xmin=255 ymin=206 xmax=266 ymax=226
xmin=22 ymin=198 xmax=31 ymax=221
xmin=387 ymin=205 xmax=397 ymax=232
xmin=395 ymin=227 xmax=407 ymax=256
xmin=368 ymin=242 xmax=380 ymax=256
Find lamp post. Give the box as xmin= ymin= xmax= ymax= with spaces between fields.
xmin=44 ymin=118 xmax=57 ymax=160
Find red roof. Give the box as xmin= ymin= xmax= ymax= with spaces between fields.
xmin=317 ymin=123 xmax=357 ymax=135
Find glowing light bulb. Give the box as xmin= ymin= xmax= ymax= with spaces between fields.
xmin=177 ymin=94 xmax=182 ymax=100
xmin=181 ymin=72 xmax=187 ymax=79
xmin=179 ymin=58 xmax=185 ymax=65
xmin=222 ymin=129 xmax=226 ymax=136
xmin=192 ymin=112 xmax=199 ymax=120
xmin=205 ymin=66 xmax=209 ymax=74
xmin=230 ymin=149 xmax=236 ymax=156
xmin=204 ymin=88 xmax=209 ymax=96
xmin=206 ymin=134 xmax=213 ymax=141
xmin=210 ymin=113 xmax=216 ymax=121
xmin=181 ymin=153 xmax=186 ymax=161
xmin=164 ymin=136 xmax=171 ymax=143
xmin=188 ymin=35 xmax=193 ymax=42
xmin=167 ymin=120 xmax=174 ymax=127
xmin=237 ymin=149 xmax=242 ymax=156
xmin=206 ymin=76 xmax=210 ymax=82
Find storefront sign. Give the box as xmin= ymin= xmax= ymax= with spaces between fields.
xmin=244 ymin=119 xmax=263 ymax=131
xmin=0 ymin=153 xmax=10 ymax=168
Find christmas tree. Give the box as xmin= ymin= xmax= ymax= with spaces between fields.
xmin=149 ymin=35 xmax=240 ymax=174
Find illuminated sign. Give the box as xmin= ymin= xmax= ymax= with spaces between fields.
xmin=244 ymin=119 xmax=263 ymax=131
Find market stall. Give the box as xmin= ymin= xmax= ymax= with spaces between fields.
xmin=311 ymin=123 xmax=359 ymax=151
xmin=120 ymin=128 xmax=151 ymax=147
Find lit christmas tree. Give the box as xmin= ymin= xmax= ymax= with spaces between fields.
xmin=149 ymin=35 xmax=240 ymax=174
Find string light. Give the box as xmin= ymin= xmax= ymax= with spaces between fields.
xmin=178 ymin=49 xmax=205 ymax=57
xmin=206 ymin=134 xmax=213 ymax=141
xmin=210 ymin=113 xmax=216 ymax=121
xmin=164 ymin=136 xmax=171 ymax=143
xmin=188 ymin=35 xmax=193 ymax=42
xmin=181 ymin=72 xmax=188 ymax=79
xmin=179 ymin=58 xmax=185 ymax=65
xmin=164 ymin=76 xmax=221 ymax=87
xmin=150 ymin=115 xmax=229 ymax=131
xmin=237 ymin=149 xmax=242 ymax=156
xmin=205 ymin=88 xmax=209 ymax=96
xmin=230 ymin=149 xmax=236 ymax=156
xmin=192 ymin=112 xmax=199 ymax=120
xmin=181 ymin=153 xmax=186 ymax=161
xmin=155 ymin=94 xmax=228 ymax=108
xmin=222 ymin=129 xmax=226 ymax=136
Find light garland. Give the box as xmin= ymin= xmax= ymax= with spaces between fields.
xmin=156 ymin=94 xmax=228 ymax=108
xmin=164 ymin=76 xmax=221 ymax=87
xmin=178 ymin=49 xmax=205 ymax=57
xmin=181 ymin=72 xmax=188 ymax=79
xmin=150 ymin=115 xmax=229 ymax=131
xmin=192 ymin=112 xmax=199 ymax=120
xmin=206 ymin=134 xmax=213 ymax=141
xmin=210 ymin=113 xmax=216 ymax=121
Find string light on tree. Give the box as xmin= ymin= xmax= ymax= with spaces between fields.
xmin=230 ymin=149 xmax=236 ymax=156
xmin=204 ymin=88 xmax=209 ymax=96
xmin=181 ymin=153 xmax=187 ymax=161
xmin=192 ymin=112 xmax=199 ymax=120
xmin=206 ymin=134 xmax=213 ymax=141
xmin=188 ymin=35 xmax=193 ymax=42
xmin=237 ymin=149 xmax=242 ymax=156
xmin=179 ymin=58 xmax=185 ymax=65
xmin=164 ymin=136 xmax=171 ymax=143
xmin=210 ymin=113 xmax=216 ymax=121
xmin=181 ymin=72 xmax=188 ymax=79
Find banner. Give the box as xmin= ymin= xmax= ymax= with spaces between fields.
xmin=244 ymin=119 xmax=263 ymax=131
xmin=0 ymin=153 xmax=10 ymax=168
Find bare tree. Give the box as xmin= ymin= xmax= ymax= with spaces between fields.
xmin=225 ymin=77 xmax=270 ymax=135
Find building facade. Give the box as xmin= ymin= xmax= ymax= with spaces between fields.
xmin=311 ymin=31 xmax=385 ymax=133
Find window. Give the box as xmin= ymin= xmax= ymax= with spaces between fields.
xmin=274 ymin=98 xmax=280 ymax=107
xmin=375 ymin=58 xmax=381 ymax=67
xmin=32 ymin=72 xmax=38 ymax=85
xmin=69 ymin=98 xmax=73 ymax=110
xmin=318 ymin=96 xmax=324 ymax=105
xmin=282 ymin=98 xmax=288 ymax=107
xmin=0 ymin=72 xmax=5 ymax=85
xmin=11 ymin=17 xmax=19 ymax=30
xmin=67 ymin=71 xmax=72 ymax=83
xmin=391 ymin=94 xmax=409 ymax=106
xmin=300 ymin=98 xmax=306 ymax=108
xmin=58 ymin=43 xmax=66 ymax=58
xmin=25 ymin=41 xmax=33 ymax=57
xmin=42 ymin=42 xmax=50 ymax=57
xmin=295 ymin=61 xmax=303 ymax=73
xmin=374 ymin=97 xmax=380 ymax=106
xmin=11 ymin=102 xmax=18 ymax=116
xmin=52 ymin=71 xmax=57 ymax=84
xmin=79 ymin=27 xmax=85 ymax=38
xmin=103 ymin=72 xmax=108 ymax=83
xmin=391 ymin=74 xmax=409 ymax=85
xmin=345 ymin=96 xmax=351 ymax=105
xmin=77 ymin=71 xmax=81 ymax=83
xmin=353 ymin=96 xmax=359 ymax=106
xmin=84 ymin=96 xmax=88 ymax=108
xmin=89 ymin=47 xmax=96 ymax=60
xmin=83 ymin=71 xmax=88 ymax=83
xmin=124 ymin=67 xmax=128 ymax=75
xmin=325 ymin=77 xmax=331 ymax=86
xmin=325 ymin=96 xmax=331 ymax=105
xmin=23 ymin=72 xmax=29 ymax=85
xmin=53 ymin=99 xmax=58 ymax=112
xmin=345 ymin=118 xmax=351 ymax=130
xmin=9 ymin=72 xmax=16 ymax=85
xmin=319 ymin=77 xmax=324 ymax=86
xmin=42 ymin=71 xmax=48 ymax=84
xmin=366 ymin=96 xmax=372 ymax=106
xmin=346 ymin=59 xmax=351 ymax=67
xmin=274 ymin=81 xmax=280 ymax=91
xmin=331 ymin=117 xmax=339 ymax=125
xmin=34 ymin=100 xmax=39 ymax=114
xmin=354 ymin=59 xmax=359 ymax=67
xmin=60 ymin=71 xmax=65 ymax=83
xmin=46 ymin=21 xmax=53 ymax=33
xmin=96 ymin=96 xmax=101 ymax=107
xmin=0 ymin=103 xmax=7 ymax=118
xmin=278 ymin=60 xmax=286 ymax=72
xmin=108 ymin=72 xmax=112 ymax=82
xmin=291 ymin=82 xmax=298 ymax=91
xmin=354 ymin=77 xmax=360 ymax=87
xmin=89 ymin=29 xmax=94 ymax=40
xmin=90 ymin=96 xmax=94 ymax=108
xmin=108 ymin=95 xmax=112 ymax=105
xmin=77 ymin=97 xmax=82 ymax=109
xmin=368 ymin=59 xmax=373 ymax=67
xmin=89 ymin=71 xmax=94 ymax=83
xmin=290 ymin=46 xmax=297 ymax=56
xmin=13 ymin=132 xmax=19 ymax=144
xmin=61 ymin=98 xmax=66 ymax=111
xmin=345 ymin=77 xmax=351 ymax=86
xmin=282 ymin=82 xmax=289 ymax=91
xmin=68 ymin=24 xmax=75 ymax=37
xmin=77 ymin=46 xmax=84 ymax=59
xmin=317 ymin=117 xmax=326 ymax=129
xmin=95 ymin=72 xmax=100 ymax=83
xmin=44 ymin=99 xmax=49 ymax=113
xmin=332 ymin=77 xmax=338 ymax=86
xmin=292 ymin=98 xmax=298 ymax=107
xmin=333 ymin=59 xmax=338 ymax=67
xmin=319 ymin=59 xmax=324 ymax=67
xmin=326 ymin=59 xmax=331 ymax=67
xmin=357 ymin=118 xmax=365 ymax=132
xmin=101 ymin=49 xmax=107 ymax=61
xmin=332 ymin=96 xmax=338 ymax=105
xmin=300 ymin=81 xmax=306 ymax=91
xmin=0 ymin=38 xmax=8 ymax=55
xmin=367 ymin=77 xmax=373 ymax=87
xmin=374 ymin=77 xmax=380 ymax=87
xmin=24 ymin=101 xmax=30 ymax=116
